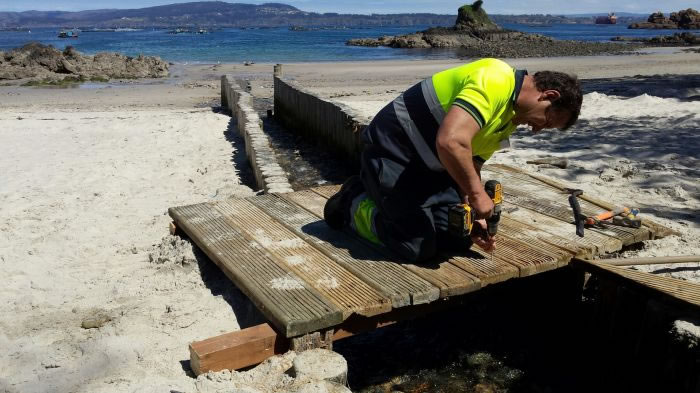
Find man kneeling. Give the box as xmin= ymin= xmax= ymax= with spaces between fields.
xmin=324 ymin=58 xmax=582 ymax=263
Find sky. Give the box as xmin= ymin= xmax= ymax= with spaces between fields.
xmin=0 ymin=0 xmax=695 ymax=15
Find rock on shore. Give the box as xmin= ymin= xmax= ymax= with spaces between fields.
xmin=347 ymin=1 xmax=641 ymax=58
xmin=613 ymin=32 xmax=700 ymax=46
xmin=0 ymin=42 xmax=169 ymax=83
xmin=629 ymin=9 xmax=700 ymax=30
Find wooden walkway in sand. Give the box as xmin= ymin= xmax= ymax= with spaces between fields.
xmin=169 ymin=164 xmax=672 ymax=373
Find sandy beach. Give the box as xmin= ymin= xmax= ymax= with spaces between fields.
xmin=1 ymin=49 xmax=699 ymax=392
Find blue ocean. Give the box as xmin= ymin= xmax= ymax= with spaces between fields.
xmin=0 ymin=23 xmax=691 ymax=63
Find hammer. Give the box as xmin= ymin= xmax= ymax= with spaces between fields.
xmin=567 ymin=188 xmax=585 ymax=237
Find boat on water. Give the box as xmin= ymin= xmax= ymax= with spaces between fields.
xmin=58 ymin=30 xmax=79 ymax=38
xmin=595 ymin=13 xmax=618 ymax=24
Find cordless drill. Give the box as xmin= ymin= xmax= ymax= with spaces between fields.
xmin=448 ymin=180 xmax=502 ymax=239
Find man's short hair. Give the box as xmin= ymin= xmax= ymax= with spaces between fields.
xmin=533 ymin=71 xmax=583 ymax=130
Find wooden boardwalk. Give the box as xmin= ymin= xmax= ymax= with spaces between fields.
xmin=169 ymin=164 xmax=665 ymax=341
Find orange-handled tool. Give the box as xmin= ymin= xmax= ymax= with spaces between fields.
xmin=584 ymin=207 xmax=631 ymax=226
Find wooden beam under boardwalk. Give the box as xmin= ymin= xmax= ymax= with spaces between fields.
xmin=190 ymin=297 xmax=470 ymax=375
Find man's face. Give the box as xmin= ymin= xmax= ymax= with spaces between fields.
xmin=512 ymin=90 xmax=571 ymax=133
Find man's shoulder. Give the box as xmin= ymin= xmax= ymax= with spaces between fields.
xmin=470 ymin=59 xmax=515 ymax=102
xmin=475 ymin=58 xmax=512 ymax=70
xmin=469 ymin=58 xmax=514 ymax=76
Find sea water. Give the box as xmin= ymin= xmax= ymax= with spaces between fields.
xmin=0 ymin=24 xmax=692 ymax=63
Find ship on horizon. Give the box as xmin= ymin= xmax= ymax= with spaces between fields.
xmin=595 ymin=13 xmax=618 ymax=24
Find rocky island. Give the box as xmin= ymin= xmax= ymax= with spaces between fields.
xmin=628 ymin=9 xmax=700 ymax=29
xmin=613 ymin=32 xmax=699 ymax=46
xmin=0 ymin=43 xmax=169 ymax=85
xmin=347 ymin=1 xmax=642 ymax=58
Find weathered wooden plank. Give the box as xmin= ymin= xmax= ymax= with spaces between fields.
xmin=213 ymin=199 xmax=392 ymax=319
xmin=402 ymin=261 xmax=482 ymax=297
xmin=446 ymin=251 xmax=519 ymax=286
xmin=483 ymin=166 xmax=652 ymax=243
xmin=169 ymin=203 xmax=343 ymax=337
xmin=285 ymin=189 xmax=482 ymax=298
xmin=574 ymin=259 xmax=700 ymax=308
xmin=484 ymin=233 xmax=568 ymax=276
xmin=500 ymin=216 xmax=580 ymax=256
xmin=502 ymin=202 xmax=622 ymax=255
xmin=247 ymin=193 xmax=440 ymax=307
xmin=499 ymin=217 xmax=579 ymax=263
xmin=312 ymin=184 xmax=341 ymax=199
xmin=499 ymin=185 xmax=644 ymax=246
xmin=283 ymin=189 xmax=329 ymax=217
xmin=486 ymin=164 xmax=680 ymax=238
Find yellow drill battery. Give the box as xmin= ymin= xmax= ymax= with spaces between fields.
xmin=448 ymin=204 xmax=475 ymax=239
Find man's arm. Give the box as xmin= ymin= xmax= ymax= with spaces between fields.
xmin=435 ymin=106 xmax=493 ymax=219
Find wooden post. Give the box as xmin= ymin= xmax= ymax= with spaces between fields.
xmin=273 ymin=64 xmax=283 ymax=78
xmin=290 ymin=330 xmax=333 ymax=352
xmin=169 ymin=221 xmax=179 ymax=236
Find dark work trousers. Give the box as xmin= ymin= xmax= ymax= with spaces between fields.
xmin=360 ymin=101 xmax=467 ymax=263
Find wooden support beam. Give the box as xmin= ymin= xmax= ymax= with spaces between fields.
xmin=593 ymin=255 xmax=700 ymax=267
xmin=189 ymin=297 xmax=469 ymax=375
xmin=572 ymin=259 xmax=700 ymax=308
xmin=190 ymin=323 xmax=289 ymax=375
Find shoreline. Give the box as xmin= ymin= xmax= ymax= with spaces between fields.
xmin=2 ymin=48 xmax=699 ymax=110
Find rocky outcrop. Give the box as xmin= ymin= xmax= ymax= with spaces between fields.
xmin=0 ymin=42 xmax=168 ymax=83
xmin=455 ymin=0 xmax=500 ymax=33
xmin=612 ymin=32 xmax=699 ymax=45
xmin=347 ymin=1 xmax=640 ymax=58
xmin=629 ymin=8 xmax=700 ymax=29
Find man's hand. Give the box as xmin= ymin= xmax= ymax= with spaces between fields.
xmin=466 ymin=191 xmax=494 ymax=220
xmin=471 ymin=219 xmax=495 ymax=252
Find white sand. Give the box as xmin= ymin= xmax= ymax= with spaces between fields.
xmin=1 ymin=50 xmax=699 ymax=391
xmin=0 ymin=106 xmax=254 ymax=392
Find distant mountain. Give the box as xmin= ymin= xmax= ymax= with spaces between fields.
xmin=0 ymin=2 xmax=457 ymax=28
xmin=490 ymin=13 xmax=646 ymax=25
xmin=563 ymin=12 xmax=649 ymax=18
xmin=0 ymin=2 xmax=648 ymax=29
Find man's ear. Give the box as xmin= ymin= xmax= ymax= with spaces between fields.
xmin=540 ymin=89 xmax=561 ymax=102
